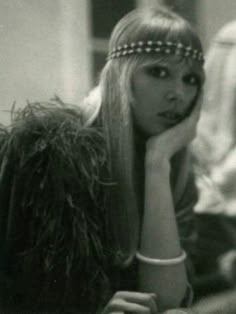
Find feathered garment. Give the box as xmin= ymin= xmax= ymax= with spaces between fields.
xmin=0 ymin=101 xmax=114 ymax=313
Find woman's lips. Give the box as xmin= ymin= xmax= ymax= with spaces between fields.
xmin=157 ymin=111 xmax=183 ymax=124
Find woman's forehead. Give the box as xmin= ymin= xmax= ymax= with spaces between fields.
xmin=139 ymin=54 xmax=203 ymax=70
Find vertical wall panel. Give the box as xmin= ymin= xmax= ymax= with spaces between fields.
xmin=0 ymin=0 xmax=91 ymax=125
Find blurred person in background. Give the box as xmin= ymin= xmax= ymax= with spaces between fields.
xmin=191 ymin=20 xmax=236 ymax=307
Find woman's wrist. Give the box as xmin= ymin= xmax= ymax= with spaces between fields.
xmin=145 ymin=152 xmax=171 ymax=172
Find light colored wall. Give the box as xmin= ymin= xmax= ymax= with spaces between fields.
xmin=196 ymin=0 xmax=236 ymax=51
xmin=0 ymin=0 xmax=92 ymax=125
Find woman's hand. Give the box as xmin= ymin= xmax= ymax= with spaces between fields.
xmin=146 ymin=94 xmax=202 ymax=165
xmin=102 ymin=291 xmax=158 ymax=314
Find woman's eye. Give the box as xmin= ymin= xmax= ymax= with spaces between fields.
xmin=184 ymin=74 xmax=200 ymax=86
xmin=147 ymin=66 xmax=168 ymax=78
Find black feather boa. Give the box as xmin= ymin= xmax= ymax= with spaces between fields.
xmin=0 ymin=101 xmax=115 ymax=313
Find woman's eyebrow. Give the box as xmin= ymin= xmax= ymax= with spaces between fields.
xmin=186 ymin=67 xmax=204 ymax=79
xmin=143 ymin=60 xmax=168 ymax=67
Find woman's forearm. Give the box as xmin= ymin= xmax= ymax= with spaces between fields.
xmin=138 ymin=158 xmax=188 ymax=311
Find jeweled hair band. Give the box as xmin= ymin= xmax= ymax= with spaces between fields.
xmin=108 ymin=40 xmax=204 ymax=63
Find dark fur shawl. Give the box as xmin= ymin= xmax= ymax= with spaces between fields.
xmin=0 ymin=101 xmax=114 ymax=313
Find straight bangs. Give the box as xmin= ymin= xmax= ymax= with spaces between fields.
xmin=164 ymin=18 xmax=203 ymax=54
xmin=109 ymin=6 xmax=203 ymax=54
xmin=134 ymin=10 xmax=205 ymax=84
xmin=108 ymin=6 xmax=204 ymax=86
xmin=134 ymin=15 xmax=203 ymax=59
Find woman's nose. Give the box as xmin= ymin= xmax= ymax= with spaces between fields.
xmin=166 ymin=92 xmax=178 ymax=102
xmin=166 ymin=82 xmax=185 ymax=103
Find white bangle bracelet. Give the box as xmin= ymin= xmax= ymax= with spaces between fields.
xmin=136 ymin=250 xmax=187 ymax=265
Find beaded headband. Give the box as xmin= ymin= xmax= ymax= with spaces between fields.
xmin=108 ymin=40 xmax=204 ymax=63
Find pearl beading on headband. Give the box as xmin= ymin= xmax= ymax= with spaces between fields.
xmin=108 ymin=40 xmax=204 ymax=63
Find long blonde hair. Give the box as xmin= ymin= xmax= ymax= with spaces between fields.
xmin=83 ymin=4 xmax=204 ymax=265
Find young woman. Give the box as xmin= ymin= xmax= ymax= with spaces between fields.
xmin=82 ymin=4 xmax=204 ymax=313
xmin=0 ymin=4 xmax=204 ymax=314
